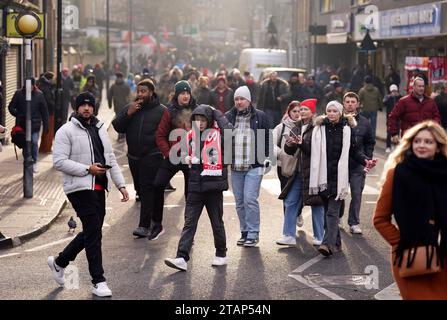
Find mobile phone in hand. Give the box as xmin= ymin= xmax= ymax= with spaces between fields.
xmin=98 ymin=164 xmax=112 ymax=169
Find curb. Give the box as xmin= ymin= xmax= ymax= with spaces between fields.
xmin=0 ymin=198 xmax=67 ymax=250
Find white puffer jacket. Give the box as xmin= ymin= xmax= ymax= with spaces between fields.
xmin=53 ymin=117 xmax=126 ymax=195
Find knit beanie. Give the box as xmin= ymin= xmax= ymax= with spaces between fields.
xmin=234 ymin=86 xmax=251 ymax=103
xmin=75 ymin=92 xmax=96 ymax=110
xmin=174 ymin=80 xmax=192 ymax=96
xmin=300 ymin=99 xmax=317 ymax=114
xmin=326 ymin=100 xmax=344 ymax=115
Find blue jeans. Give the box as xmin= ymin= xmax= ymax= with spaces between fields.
xmin=283 ymin=175 xmax=302 ymax=237
xmin=23 ymin=131 xmax=39 ymax=163
xmin=231 ymin=167 xmax=264 ymax=240
xmin=311 ymin=205 xmax=325 ymax=241
xmin=362 ymin=111 xmax=377 ymax=139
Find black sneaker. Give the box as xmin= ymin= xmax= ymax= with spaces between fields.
xmin=133 ymin=227 xmax=149 ymax=238
xmin=237 ymin=232 xmax=248 ymax=246
xmin=148 ymin=225 xmax=165 ymax=241
xmin=243 ymin=238 xmax=259 ymax=247
xmin=165 ymin=183 xmax=176 ymax=192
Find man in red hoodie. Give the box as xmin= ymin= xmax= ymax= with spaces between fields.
xmin=153 ymin=80 xmax=197 ymax=240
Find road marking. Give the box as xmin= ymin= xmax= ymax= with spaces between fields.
xmin=24 ymin=236 xmax=75 ymax=253
xmin=261 ymin=179 xmax=281 ymax=196
xmin=0 ymin=253 xmax=20 ymax=259
xmin=292 ymin=255 xmax=325 ymax=273
xmin=365 ymin=201 xmax=377 ymax=204
xmin=289 ymin=274 xmax=345 ymax=300
xmin=374 ymin=282 xmax=401 ymax=300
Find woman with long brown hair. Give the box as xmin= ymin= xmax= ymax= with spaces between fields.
xmin=374 ymin=120 xmax=447 ymax=299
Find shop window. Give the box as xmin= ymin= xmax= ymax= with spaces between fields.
xmin=351 ymin=0 xmax=370 ymax=6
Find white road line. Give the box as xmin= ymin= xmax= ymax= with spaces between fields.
xmin=0 ymin=253 xmax=20 ymax=259
xmin=291 ymin=255 xmax=325 ymax=273
xmin=365 ymin=201 xmax=377 ymax=204
xmin=24 ymin=237 xmax=75 ymax=253
xmin=261 ymin=179 xmax=281 ymax=196
xmin=374 ymin=282 xmax=402 ymax=300
xmin=289 ymin=274 xmax=345 ymax=300
xmin=164 ymin=205 xmax=181 ymax=208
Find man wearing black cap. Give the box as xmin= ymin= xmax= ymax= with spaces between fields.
xmin=112 ymin=79 xmax=167 ymax=239
xmin=153 ymin=80 xmax=198 ymax=240
xmin=49 ymin=92 xmax=129 ymax=297
xmin=82 ymin=75 xmax=101 ymax=116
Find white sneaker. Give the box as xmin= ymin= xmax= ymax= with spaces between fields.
xmin=211 ymin=256 xmax=227 ymax=266
xmin=47 ymin=256 xmax=65 ymax=286
xmin=92 ymin=281 xmax=112 ymax=297
xmin=297 ymin=215 xmax=304 ymax=227
xmin=385 ymin=147 xmax=391 ymax=153
xmin=276 ymin=236 xmax=297 ymax=246
xmin=350 ymin=224 xmax=363 ymax=234
xmin=164 ymin=257 xmax=187 ymax=271
xmin=312 ymin=239 xmax=323 ymax=246
xmin=33 ymin=164 xmax=38 ymax=173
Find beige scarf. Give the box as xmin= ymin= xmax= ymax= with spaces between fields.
xmin=309 ymin=122 xmax=351 ymax=201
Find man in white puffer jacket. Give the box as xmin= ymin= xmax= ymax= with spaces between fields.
xmin=48 ymin=92 xmax=129 ymax=297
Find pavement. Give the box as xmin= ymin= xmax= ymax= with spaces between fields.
xmin=0 ymin=94 xmax=116 ymax=249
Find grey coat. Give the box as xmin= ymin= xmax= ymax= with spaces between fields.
xmin=53 ymin=116 xmax=126 ymax=195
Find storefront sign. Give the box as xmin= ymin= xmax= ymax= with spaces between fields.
xmin=330 ymin=13 xmax=350 ymax=34
xmin=380 ymin=3 xmax=441 ymax=39
xmin=353 ymin=13 xmax=380 ymax=42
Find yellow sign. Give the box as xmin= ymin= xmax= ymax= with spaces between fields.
xmin=6 ymin=13 xmax=45 ymax=39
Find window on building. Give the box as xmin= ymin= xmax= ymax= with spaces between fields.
xmin=351 ymin=0 xmax=370 ymax=6
xmin=320 ymin=0 xmax=333 ymax=13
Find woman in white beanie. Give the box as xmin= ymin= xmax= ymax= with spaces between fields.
xmin=310 ymin=101 xmax=376 ymax=256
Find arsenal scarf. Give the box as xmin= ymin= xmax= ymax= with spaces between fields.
xmin=187 ymin=121 xmax=222 ymax=176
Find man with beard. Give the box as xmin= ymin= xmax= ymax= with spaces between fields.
xmin=49 ymin=92 xmax=129 ymax=297
xmin=112 ymin=80 xmax=166 ymax=238
xmin=154 ymin=80 xmax=198 ymax=240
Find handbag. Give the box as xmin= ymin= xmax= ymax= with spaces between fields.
xmin=280 ymin=153 xmax=298 ymax=178
xmin=398 ymin=245 xmax=440 ymax=278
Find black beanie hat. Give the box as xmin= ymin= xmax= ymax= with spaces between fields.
xmin=174 ymin=80 xmax=191 ymax=96
xmin=75 ymin=92 xmax=96 ymax=110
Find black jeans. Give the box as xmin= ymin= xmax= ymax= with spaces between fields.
xmin=348 ymin=171 xmax=366 ymax=226
xmin=154 ymin=158 xmax=190 ymax=197
xmin=56 ymin=190 xmax=106 ymax=285
xmin=176 ymin=192 xmax=227 ymax=261
xmin=128 ymin=154 xmax=165 ymax=228
xmin=321 ymin=195 xmax=342 ymax=250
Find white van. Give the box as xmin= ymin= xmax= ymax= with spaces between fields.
xmin=238 ymin=48 xmax=288 ymax=81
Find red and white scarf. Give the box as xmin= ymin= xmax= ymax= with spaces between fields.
xmin=187 ymin=121 xmax=222 ymax=176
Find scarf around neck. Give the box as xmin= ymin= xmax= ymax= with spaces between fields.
xmin=309 ymin=118 xmax=351 ymax=201
xmin=187 ymin=121 xmax=223 ymax=176
xmin=393 ymin=153 xmax=447 ymax=267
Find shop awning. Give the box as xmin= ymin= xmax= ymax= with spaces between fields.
xmin=326 ymin=32 xmax=348 ymax=44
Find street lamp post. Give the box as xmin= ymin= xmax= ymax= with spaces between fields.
xmin=106 ymin=0 xmax=110 ymax=91
xmin=15 ymin=12 xmax=42 ymax=199
xmin=55 ymin=0 xmax=63 ymax=133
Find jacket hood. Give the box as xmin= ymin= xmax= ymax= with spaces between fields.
xmin=364 ymin=83 xmax=376 ymax=91
xmin=191 ymin=104 xmax=214 ymax=126
xmin=315 ymin=114 xmax=357 ymax=128
xmin=115 ymin=78 xmax=125 ymax=85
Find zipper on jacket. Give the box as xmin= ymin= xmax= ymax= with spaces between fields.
xmin=138 ymin=112 xmax=145 ymax=146
xmin=83 ymin=126 xmax=95 ymax=190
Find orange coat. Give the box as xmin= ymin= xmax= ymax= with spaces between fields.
xmin=373 ymin=168 xmax=447 ymax=300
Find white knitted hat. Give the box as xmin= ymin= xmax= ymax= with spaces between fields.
xmin=234 ymin=86 xmax=252 ymax=103
xmin=326 ymin=100 xmax=344 ymax=115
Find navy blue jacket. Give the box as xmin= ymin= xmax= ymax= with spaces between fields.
xmin=225 ymin=106 xmax=273 ymax=168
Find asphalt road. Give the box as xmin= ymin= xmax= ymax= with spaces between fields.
xmin=0 ymin=128 xmax=398 ymax=300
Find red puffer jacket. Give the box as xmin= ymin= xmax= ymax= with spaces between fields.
xmin=388 ymin=94 xmax=441 ymax=136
